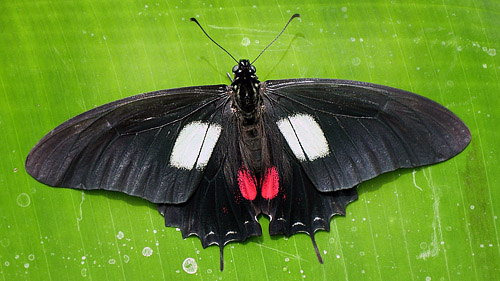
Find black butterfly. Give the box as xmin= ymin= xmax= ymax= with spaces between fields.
xmin=25 ymin=14 xmax=471 ymax=271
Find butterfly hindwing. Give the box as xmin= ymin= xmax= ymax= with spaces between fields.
xmin=158 ymin=111 xmax=263 ymax=270
xmin=262 ymin=78 xmax=471 ymax=193
xmin=261 ymin=115 xmax=359 ymax=236
xmin=26 ymin=85 xmax=231 ymax=204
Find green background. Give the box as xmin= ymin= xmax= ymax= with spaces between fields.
xmin=1 ymin=0 xmax=499 ymax=280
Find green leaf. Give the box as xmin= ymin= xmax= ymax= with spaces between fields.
xmin=1 ymin=0 xmax=499 ymax=280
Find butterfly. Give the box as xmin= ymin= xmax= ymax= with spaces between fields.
xmin=25 ymin=14 xmax=471 ymax=271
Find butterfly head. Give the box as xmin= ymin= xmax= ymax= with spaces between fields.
xmin=232 ymin=59 xmax=258 ymax=81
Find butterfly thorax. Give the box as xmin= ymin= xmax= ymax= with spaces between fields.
xmin=231 ymin=59 xmax=261 ymax=125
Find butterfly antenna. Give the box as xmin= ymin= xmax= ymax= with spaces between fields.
xmin=251 ymin=13 xmax=300 ymax=65
xmin=190 ymin=18 xmax=238 ymax=64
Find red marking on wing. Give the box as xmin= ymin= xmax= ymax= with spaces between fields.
xmin=237 ymin=167 xmax=257 ymax=201
xmin=261 ymin=166 xmax=280 ymax=200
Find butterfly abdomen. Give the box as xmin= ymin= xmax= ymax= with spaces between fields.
xmin=235 ymin=113 xmax=281 ymax=202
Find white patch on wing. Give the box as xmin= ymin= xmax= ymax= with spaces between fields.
xmin=169 ymin=121 xmax=222 ymax=170
xmin=277 ymin=113 xmax=330 ymax=161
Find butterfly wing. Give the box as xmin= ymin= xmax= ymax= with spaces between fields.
xmin=25 ymin=85 xmax=232 ymax=204
xmin=261 ymin=78 xmax=471 ymax=193
xmin=26 ymin=77 xmax=471 ymax=269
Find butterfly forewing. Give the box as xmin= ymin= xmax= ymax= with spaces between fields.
xmin=262 ymin=78 xmax=471 ymax=193
xmin=26 ymin=85 xmax=232 ymax=204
